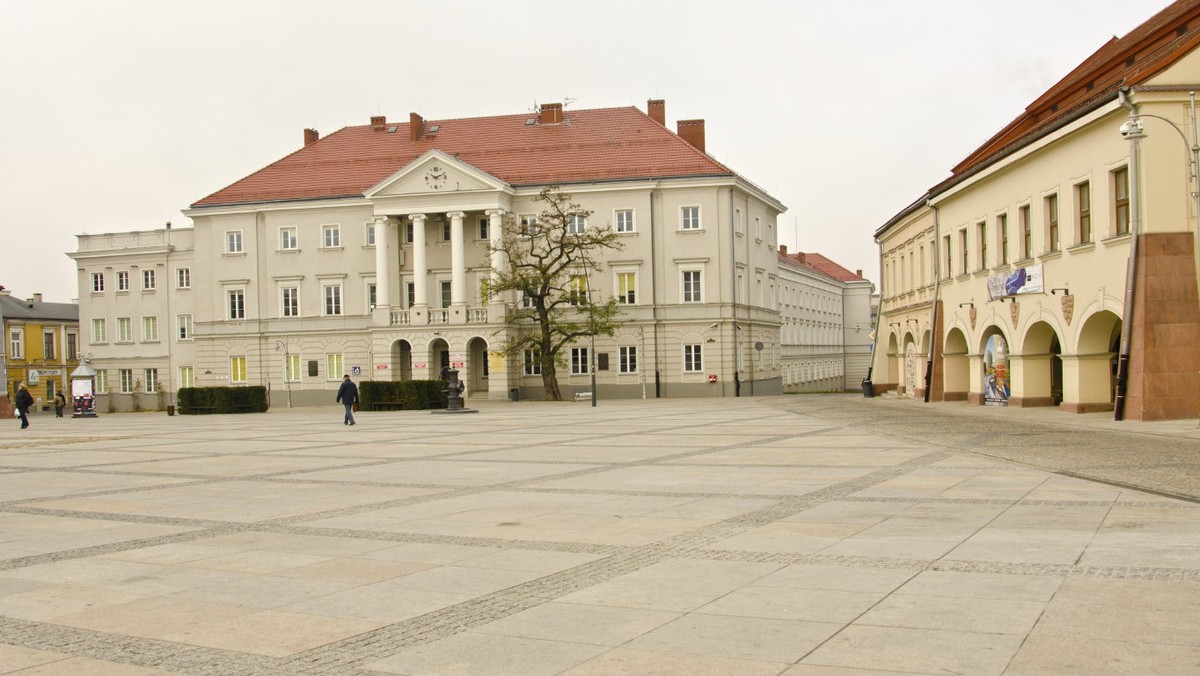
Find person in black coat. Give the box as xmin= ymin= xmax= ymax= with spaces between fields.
xmin=14 ymin=382 xmax=34 ymax=430
xmin=335 ymin=375 xmax=358 ymax=426
xmin=54 ymin=390 xmax=67 ymax=418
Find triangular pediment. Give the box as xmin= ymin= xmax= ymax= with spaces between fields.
xmin=364 ymin=150 xmax=510 ymax=198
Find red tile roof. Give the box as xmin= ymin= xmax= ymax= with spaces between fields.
xmin=947 ymin=0 xmax=1200 ymax=179
xmin=193 ymin=106 xmax=735 ymax=207
xmin=779 ymin=251 xmax=866 ymax=283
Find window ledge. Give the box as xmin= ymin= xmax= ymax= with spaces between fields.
xmin=278 ymin=249 xmax=302 ymax=254
xmin=1067 ymin=242 xmax=1096 ymax=254
xmin=1102 ymin=233 xmax=1132 ymax=246
xmin=1038 ymin=250 xmax=1064 ymax=262
xmin=223 ymin=252 xmax=246 ymax=258
xmin=677 ymin=228 xmax=705 ymax=234
xmin=319 ymin=246 xmax=344 ymax=252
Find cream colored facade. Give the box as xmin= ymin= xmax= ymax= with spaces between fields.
xmin=873 ymin=47 xmax=1200 ymax=419
xmin=777 ymin=254 xmax=875 ymax=393
xmin=73 ymin=151 xmax=787 ymax=407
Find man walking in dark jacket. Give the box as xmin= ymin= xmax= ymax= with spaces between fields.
xmin=336 ymin=375 xmax=358 ymax=426
xmin=14 ymin=382 xmax=34 ymax=429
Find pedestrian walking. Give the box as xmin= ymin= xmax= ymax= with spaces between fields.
xmin=54 ymin=390 xmax=67 ymax=418
xmin=14 ymin=382 xmax=34 ymax=430
xmin=336 ymin=374 xmax=358 ymax=426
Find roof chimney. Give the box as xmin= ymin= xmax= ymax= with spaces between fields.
xmin=647 ymin=99 xmax=665 ymax=126
xmin=410 ymin=113 xmax=424 ymax=141
xmin=798 ymin=253 xmax=807 ymax=264
xmin=304 ymin=128 xmax=320 ymax=146
xmin=538 ymin=102 xmax=563 ymax=124
xmin=856 ymin=269 xmax=863 ymax=278
xmin=779 ymin=244 xmax=788 ymax=256
xmin=370 ymin=115 xmax=387 ymax=131
xmin=30 ymin=293 xmax=42 ymax=303
xmin=677 ymin=119 xmax=705 ymax=153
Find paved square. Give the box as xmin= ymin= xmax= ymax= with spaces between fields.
xmin=2 ymin=395 xmax=1199 ymax=674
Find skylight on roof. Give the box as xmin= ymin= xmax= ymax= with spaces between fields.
xmin=428 ymin=125 xmax=440 ymax=133
xmin=525 ymin=119 xmax=536 ymax=126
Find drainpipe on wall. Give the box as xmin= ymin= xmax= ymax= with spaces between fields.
xmin=924 ymin=200 xmax=941 ymax=403
xmin=730 ymin=187 xmax=740 ymax=397
xmin=1114 ymin=88 xmax=1144 ymax=421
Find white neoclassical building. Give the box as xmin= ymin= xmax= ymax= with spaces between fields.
xmin=72 ymin=100 xmax=790 ymax=408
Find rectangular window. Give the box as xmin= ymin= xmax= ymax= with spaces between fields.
xmin=281 ymin=287 xmax=300 ymax=317
xmin=998 ymin=214 xmax=1009 ymax=265
xmin=144 ymin=369 xmax=158 ymax=394
xmin=615 ymin=209 xmax=634 ymax=233
xmin=177 ymin=314 xmax=192 ymax=341
xmin=1076 ymin=181 xmax=1092 ymax=244
xmin=9 ymin=328 xmax=22 ymax=359
xmin=440 ymin=281 xmax=452 ymax=308
xmin=280 ymin=227 xmax=298 ymax=251
xmin=571 ymin=347 xmax=589 ymax=375
xmin=1114 ymin=167 xmax=1130 ymax=236
xmin=142 ymin=269 xmax=156 ymax=290
xmin=365 ymin=222 xmax=376 ymax=246
xmin=176 ymin=267 xmax=191 ymax=289
xmin=178 ymin=366 xmax=194 ymax=389
xmin=117 ymin=270 xmax=130 ymax=292
xmin=368 ymin=283 xmax=378 ymax=310
xmin=568 ymin=275 xmax=588 ymax=306
xmin=91 ymin=272 xmax=105 ymax=293
xmin=441 ymin=221 xmax=452 ymax=242
xmin=230 ymin=356 xmax=247 ymax=383
xmin=520 ymin=214 xmax=539 ymax=236
xmin=1046 ymin=194 xmax=1060 ymax=252
xmin=617 ymin=272 xmax=636 ymax=304
xmin=958 ymin=229 xmax=968 ymax=275
xmin=406 ymin=282 xmax=415 ymax=307
xmin=228 ymin=290 xmax=246 ymax=320
xmin=521 ymin=290 xmax=535 ymax=309
xmin=67 ymin=333 xmax=78 ymax=360
xmin=323 ymin=285 xmax=342 ymax=316
xmin=755 ymin=216 xmax=762 ymax=240
xmin=619 ymin=345 xmax=637 ymax=373
xmin=95 ymin=369 xmax=108 ymax=394
xmin=680 ymin=206 xmax=701 ymax=230
xmin=523 ymin=349 xmax=541 ymax=375
xmin=478 ymin=217 xmax=489 ymax=240
xmin=43 ymin=331 xmax=55 ymax=360
xmin=286 ymin=354 xmax=302 ymax=382
xmin=226 ymin=230 xmax=243 ymax=254
xmin=567 ymin=214 xmax=586 ymax=234
xmin=322 ymin=224 xmax=341 ymax=248
xmin=92 ymin=318 xmax=107 ymax=344
xmin=478 ymin=279 xmax=489 ymax=305
xmin=405 ymin=221 xmax=414 ymax=243
xmin=117 ymin=317 xmax=132 ymax=343
xmin=119 ymin=368 xmax=134 ymax=393
xmin=977 ymin=221 xmax=987 ymax=270
xmin=326 ymin=353 xmax=343 ymax=380
xmin=683 ymin=344 xmax=703 ymax=373
xmin=682 ymin=270 xmax=702 ymax=303
xmin=141 ymin=316 xmax=158 ymax=342
xmin=1020 ymin=205 xmax=1032 ymax=259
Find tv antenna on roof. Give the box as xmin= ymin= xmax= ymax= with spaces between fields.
xmin=563 ymin=97 xmax=576 ymax=107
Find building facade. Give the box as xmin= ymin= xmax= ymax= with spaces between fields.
xmin=1 ymin=288 xmax=79 ymax=416
xmin=872 ymin=0 xmax=1200 ymax=420
xmin=777 ymin=248 xmax=875 ymax=393
xmin=73 ymin=100 xmax=789 ymax=408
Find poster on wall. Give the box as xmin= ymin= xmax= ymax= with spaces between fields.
xmin=987 ymin=263 xmax=1043 ymax=300
xmin=983 ymin=334 xmax=1011 ymax=406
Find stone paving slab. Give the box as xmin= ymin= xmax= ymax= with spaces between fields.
xmin=0 ymin=394 xmax=1198 ymax=674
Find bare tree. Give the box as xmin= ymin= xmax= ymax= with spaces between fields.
xmin=489 ymin=187 xmax=623 ymax=400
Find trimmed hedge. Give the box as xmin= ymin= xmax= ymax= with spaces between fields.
xmin=178 ymin=386 xmax=268 ymax=414
xmin=359 ymin=380 xmax=448 ymax=410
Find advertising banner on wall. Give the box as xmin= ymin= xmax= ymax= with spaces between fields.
xmin=987 ymin=264 xmax=1043 ymax=300
xmin=983 ymin=334 xmax=1011 ymax=406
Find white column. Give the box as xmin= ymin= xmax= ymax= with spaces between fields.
xmin=487 ymin=209 xmax=505 ymax=298
xmin=373 ymin=215 xmax=391 ymax=308
xmin=448 ymin=211 xmax=466 ymax=307
xmin=410 ymin=214 xmax=427 ymax=308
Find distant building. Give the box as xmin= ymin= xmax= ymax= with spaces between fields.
xmin=777 ymin=247 xmax=874 ymax=393
xmin=872 ymin=0 xmax=1200 ymax=420
xmin=1 ymin=288 xmax=79 ymax=416
xmin=73 ymin=100 xmax=791 ymax=408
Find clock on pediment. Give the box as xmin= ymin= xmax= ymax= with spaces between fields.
xmin=425 ymin=165 xmax=448 ymax=190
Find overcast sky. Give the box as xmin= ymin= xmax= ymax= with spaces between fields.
xmin=0 ymin=0 xmax=1162 ymax=302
